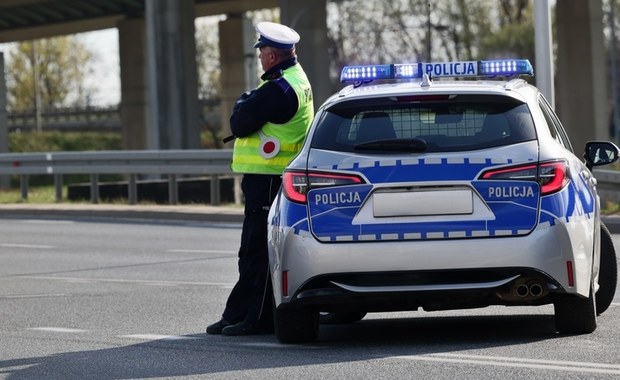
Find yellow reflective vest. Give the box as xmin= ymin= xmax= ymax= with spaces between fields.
xmin=231 ymin=64 xmax=314 ymax=174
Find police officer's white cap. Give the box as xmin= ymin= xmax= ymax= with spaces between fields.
xmin=253 ymin=21 xmax=300 ymax=49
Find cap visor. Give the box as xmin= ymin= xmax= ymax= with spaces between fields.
xmin=253 ymin=41 xmax=266 ymax=48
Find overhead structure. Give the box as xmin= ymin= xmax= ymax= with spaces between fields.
xmin=0 ymin=0 xmax=333 ymax=151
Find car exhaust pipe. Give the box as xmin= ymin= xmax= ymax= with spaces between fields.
xmin=528 ymin=282 xmax=544 ymax=297
xmin=516 ymin=284 xmax=530 ymax=297
xmin=498 ymin=278 xmax=549 ymax=301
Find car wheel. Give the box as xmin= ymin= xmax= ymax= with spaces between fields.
xmin=596 ymin=222 xmax=618 ymax=315
xmin=554 ymin=278 xmax=597 ymax=334
xmin=320 ymin=312 xmax=367 ymax=324
xmin=274 ymin=306 xmax=319 ymax=343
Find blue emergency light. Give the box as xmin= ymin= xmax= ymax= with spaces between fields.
xmin=340 ymin=59 xmax=533 ymax=83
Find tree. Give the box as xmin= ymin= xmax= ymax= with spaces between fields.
xmin=325 ymin=0 xmax=536 ymax=84
xmin=195 ymin=16 xmax=223 ymax=101
xmin=5 ymin=35 xmax=94 ymax=112
xmin=479 ymin=0 xmax=535 ymax=61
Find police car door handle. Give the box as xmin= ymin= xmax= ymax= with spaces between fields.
xmin=589 ymin=177 xmax=598 ymax=186
xmin=581 ymin=170 xmax=597 ymax=187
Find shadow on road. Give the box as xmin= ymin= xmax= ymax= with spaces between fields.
xmin=0 ymin=312 xmax=567 ymax=379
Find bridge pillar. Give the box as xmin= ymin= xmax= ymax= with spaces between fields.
xmin=279 ymin=0 xmax=330 ymax=107
xmin=556 ymin=0 xmax=607 ymax=152
xmin=118 ymin=18 xmax=148 ymax=150
xmin=0 ymin=53 xmax=8 ymax=189
xmin=145 ymin=0 xmax=200 ymax=149
xmin=218 ymin=14 xmax=255 ymax=145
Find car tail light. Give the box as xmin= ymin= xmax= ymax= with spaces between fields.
xmin=566 ymin=261 xmax=575 ymax=287
xmin=282 ymin=270 xmax=288 ymax=297
xmin=282 ymin=170 xmax=364 ymax=203
xmin=480 ymin=160 xmax=568 ymax=196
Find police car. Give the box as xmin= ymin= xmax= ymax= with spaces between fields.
xmin=267 ymin=59 xmax=619 ymax=343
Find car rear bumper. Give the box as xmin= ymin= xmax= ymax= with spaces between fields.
xmin=269 ymin=219 xmax=595 ymax=309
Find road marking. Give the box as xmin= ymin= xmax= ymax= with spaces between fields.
xmin=1 ymin=243 xmax=54 ymax=249
xmin=28 ymin=327 xmax=87 ymax=333
xmin=393 ymin=353 xmax=620 ymax=375
xmin=21 ymin=275 xmax=234 ymax=287
xmin=120 ymin=334 xmax=203 ymax=341
xmin=0 ymin=293 xmax=66 ymax=299
xmin=240 ymin=342 xmax=325 ymax=349
xmin=168 ymin=249 xmax=236 ymax=254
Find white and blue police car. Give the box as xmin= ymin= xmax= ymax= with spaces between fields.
xmin=267 ymin=59 xmax=619 ymax=343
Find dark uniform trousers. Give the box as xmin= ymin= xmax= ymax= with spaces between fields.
xmin=222 ymin=173 xmax=281 ymax=328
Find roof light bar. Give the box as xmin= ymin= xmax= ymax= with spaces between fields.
xmin=340 ymin=59 xmax=533 ymax=83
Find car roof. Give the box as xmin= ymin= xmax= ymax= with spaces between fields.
xmin=323 ymin=78 xmax=539 ymax=109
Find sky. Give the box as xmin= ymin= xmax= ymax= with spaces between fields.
xmin=0 ymin=27 xmax=121 ymax=107
xmin=80 ymin=28 xmax=120 ymax=106
xmin=0 ymin=16 xmax=224 ymax=108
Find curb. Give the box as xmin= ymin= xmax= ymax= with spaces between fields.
xmin=0 ymin=204 xmax=244 ymax=225
xmin=1 ymin=203 xmax=619 ymax=233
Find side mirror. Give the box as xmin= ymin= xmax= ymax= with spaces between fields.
xmin=584 ymin=141 xmax=620 ymax=170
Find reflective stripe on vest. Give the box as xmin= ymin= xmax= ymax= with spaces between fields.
xmin=231 ymin=64 xmax=314 ymax=174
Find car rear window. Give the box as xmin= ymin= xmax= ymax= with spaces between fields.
xmin=311 ymin=95 xmax=536 ymax=153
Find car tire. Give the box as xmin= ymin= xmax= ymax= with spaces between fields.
xmin=554 ymin=278 xmax=597 ymax=335
xmin=596 ymin=222 xmax=617 ymax=315
xmin=274 ymin=306 xmax=319 ymax=343
xmin=320 ymin=312 xmax=367 ymax=324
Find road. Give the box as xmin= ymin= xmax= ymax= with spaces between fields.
xmin=0 ymin=217 xmax=619 ymax=379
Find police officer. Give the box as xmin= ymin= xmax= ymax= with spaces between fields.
xmin=206 ymin=21 xmax=314 ymax=336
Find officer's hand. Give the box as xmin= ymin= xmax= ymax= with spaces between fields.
xmin=236 ymin=91 xmax=252 ymax=104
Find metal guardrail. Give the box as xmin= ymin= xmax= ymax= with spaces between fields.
xmin=0 ymin=149 xmax=236 ymax=205
xmin=0 ymin=150 xmax=619 ymax=206
xmin=593 ymin=169 xmax=620 ymax=202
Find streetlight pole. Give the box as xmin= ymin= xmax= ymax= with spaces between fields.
xmin=610 ymin=1 xmax=620 ymax=143
xmin=534 ymin=0 xmax=555 ymax=108
xmin=427 ymin=2 xmax=432 ymax=61
xmin=31 ymin=40 xmax=42 ymax=133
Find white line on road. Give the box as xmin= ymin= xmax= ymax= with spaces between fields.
xmin=0 ymin=293 xmax=66 ymax=299
xmin=167 ymin=249 xmax=236 ymax=254
xmin=119 ymin=334 xmax=203 ymax=341
xmin=21 ymin=275 xmax=234 ymax=287
xmin=393 ymin=353 xmax=620 ymax=375
xmin=28 ymin=327 xmax=88 ymax=333
xmin=1 ymin=243 xmax=55 ymax=249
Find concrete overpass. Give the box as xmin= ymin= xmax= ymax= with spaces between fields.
xmin=0 ymin=0 xmax=612 ymax=156
xmin=0 ymin=0 xmax=330 ymax=151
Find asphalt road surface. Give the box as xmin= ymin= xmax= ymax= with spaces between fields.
xmin=0 ymin=217 xmax=619 ymax=379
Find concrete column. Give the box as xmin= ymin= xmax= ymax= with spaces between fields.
xmin=218 ymin=15 xmax=254 ymax=143
xmin=556 ymin=0 xmax=607 ymax=152
xmin=118 ymin=18 xmax=148 ymax=150
xmin=534 ymin=0 xmax=554 ymax=108
xmin=279 ymin=0 xmax=330 ymax=107
xmin=0 ymin=52 xmax=9 ymax=188
xmin=145 ymin=0 xmax=200 ymax=149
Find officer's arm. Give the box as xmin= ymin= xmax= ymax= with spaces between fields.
xmin=230 ymin=81 xmax=299 ymax=137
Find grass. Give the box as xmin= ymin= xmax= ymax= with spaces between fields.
xmin=0 ymin=185 xmax=60 ymax=204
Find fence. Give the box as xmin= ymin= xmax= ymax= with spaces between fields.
xmin=0 ymin=149 xmax=237 ymax=205
xmin=1 ymin=150 xmax=620 ymax=206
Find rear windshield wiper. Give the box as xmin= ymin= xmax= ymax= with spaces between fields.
xmin=354 ymin=138 xmax=427 ymax=152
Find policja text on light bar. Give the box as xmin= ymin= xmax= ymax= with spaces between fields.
xmin=340 ymin=59 xmax=534 ymax=83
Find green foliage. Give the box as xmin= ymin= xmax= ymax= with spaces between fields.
xmin=9 ymin=131 xmax=121 ymax=153
xmin=6 ymin=131 xmax=122 ymax=187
